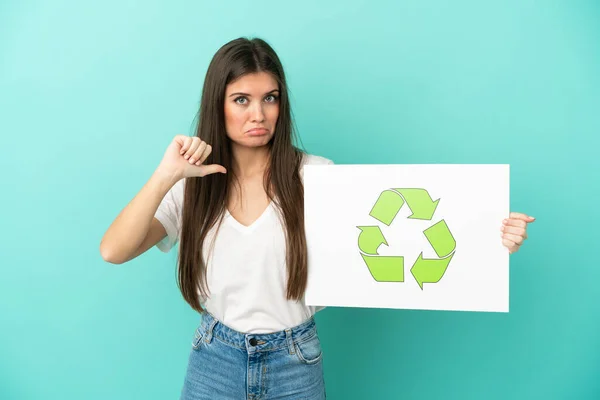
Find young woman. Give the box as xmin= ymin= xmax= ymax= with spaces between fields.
xmin=100 ymin=37 xmax=534 ymax=400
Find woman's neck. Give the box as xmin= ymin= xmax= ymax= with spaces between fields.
xmin=231 ymin=144 xmax=270 ymax=179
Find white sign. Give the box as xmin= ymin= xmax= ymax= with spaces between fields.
xmin=304 ymin=164 xmax=510 ymax=313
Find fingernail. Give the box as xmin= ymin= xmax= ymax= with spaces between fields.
xmin=185 ymin=155 xmax=190 ymax=160
xmin=500 ymin=226 xmax=504 ymax=231
xmin=503 ymin=219 xmax=507 ymax=224
xmin=189 ymin=158 xmax=195 ymax=164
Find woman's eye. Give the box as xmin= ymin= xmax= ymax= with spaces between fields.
xmin=234 ymin=97 xmax=247 ymax=105
xmin=265 ymin=95 xmax=278 ymax=103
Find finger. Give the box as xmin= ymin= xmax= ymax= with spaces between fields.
xmin=500 ymin=225 xmax=526 ymax=236
xmin=195 ymin=144 xmax=212 ymax=166
xmin=502 ymin=238 xmax=518 ymax=253
xmin=502 ymin=232 xmax=524 ymax=245
xmin=179 ymin=136 xmax=193 ymax=155
xmin=198 ymin=164 xmax=227 ymax=176
xmin=184 ymin=138 xmax=201 ymax=160
xmin=503 ymin=219 xmax=527 ymax=229
xmin=509 ymin=212 xmax=535 ymax=222
xmin=189 ymin=141 xmax=207 ymax=164
xmin=174 ymin=135 xmax=187 ymax=152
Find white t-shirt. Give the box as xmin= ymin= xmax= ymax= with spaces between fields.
xmin=154 ymin=153 xmax=333 ymax=333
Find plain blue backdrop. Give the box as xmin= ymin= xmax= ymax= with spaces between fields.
xmin=1 ymin=0 xmax=599 ymax=398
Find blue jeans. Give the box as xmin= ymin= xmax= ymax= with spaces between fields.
xmin=180 ymin=311 xmax=326 ymax=399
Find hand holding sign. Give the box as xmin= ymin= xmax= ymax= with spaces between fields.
xmin=501 ymin=212 xmax=535 ymax=254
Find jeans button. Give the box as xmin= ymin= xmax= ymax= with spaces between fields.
xmin=249 ymin=338 xmax=258 ymax=346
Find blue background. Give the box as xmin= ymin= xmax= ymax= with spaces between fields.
xmin=1 ymin=0 xmax=599 ymax=398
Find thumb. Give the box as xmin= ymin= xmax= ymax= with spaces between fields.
xmin=199 ymin=164 xmax=227 ymax=177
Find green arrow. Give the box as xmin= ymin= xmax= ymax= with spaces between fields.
xmin=394 ymin=189 xmax=439 ymax=220
xmin=361 ymin=254 xmax=404 ymax=282
xmin=411 ymin=252 xmax=454 ymax=289
xmin=369 ymin=190 xmax=405 ymax=226
xmin=423 ymin=219 xmax=456 ymax=258
xmin=357 ymin=226 xmax=388 ymax=255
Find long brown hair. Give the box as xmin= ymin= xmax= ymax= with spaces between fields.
xmin=178 ymin=37 xmax=307 ymax=313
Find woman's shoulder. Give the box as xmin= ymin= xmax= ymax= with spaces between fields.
xmin=300 ymin=153 xmax=334 ymax=166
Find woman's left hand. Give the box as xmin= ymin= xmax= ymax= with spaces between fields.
xmin=501 ymin=212 xmax=535 ymax=254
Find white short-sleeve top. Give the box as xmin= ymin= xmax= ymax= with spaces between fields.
xmin=154 ymin=153 xmax=333 ymax=333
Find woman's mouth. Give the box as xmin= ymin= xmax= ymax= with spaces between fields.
xmin=246 ymin=128 xmax=269 ymax=136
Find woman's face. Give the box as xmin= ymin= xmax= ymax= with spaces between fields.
xmin=224 ymin=72 xmax=280 ymax=149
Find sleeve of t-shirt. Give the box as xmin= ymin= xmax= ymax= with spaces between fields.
xmin=154 ymin=179 xmax=185 ymax=253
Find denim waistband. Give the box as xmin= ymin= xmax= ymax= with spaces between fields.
xmin=196 ymin=311 xmax=318 ymax=353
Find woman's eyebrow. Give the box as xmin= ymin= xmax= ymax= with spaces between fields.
xmin=228 ymin=89 xmax=280 ymax=97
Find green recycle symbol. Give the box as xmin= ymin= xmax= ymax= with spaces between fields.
xmin=357 ymin=188 xmax=456 ymax=289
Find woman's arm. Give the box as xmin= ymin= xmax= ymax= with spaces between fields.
xmin=100 ymin=135 xmax=226 ymax=264
xmin=100 ymin=168 xmax=178 ymax=264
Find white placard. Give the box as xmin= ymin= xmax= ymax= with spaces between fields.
xmin=304 ymin=164 xmax=510 ymax=312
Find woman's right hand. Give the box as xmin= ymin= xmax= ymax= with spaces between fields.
xmin=157 ymin=135 xmax=227 ymax=181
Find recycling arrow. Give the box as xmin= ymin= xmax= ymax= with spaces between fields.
xmin=361 ymin=254 xmax=404 ymax=282
xmin=358 ymin=187 xmax=456 ymax=290
xmin=357 ymin=226 xmax=403 ymax=281
xmin=369 ymin=190 xmax=404 ymax=226
xmin=424 ymin=220 xmax=456 ymax=258
xmin=411 ymin=252 xmax=454 ymax=289
xmin=369 ymin=188 xmax=440 ymax=225
xmin=393 ymin=188 xmax=440 ymax=220
xmin=357 ymin=226 xmax=388 ymax=255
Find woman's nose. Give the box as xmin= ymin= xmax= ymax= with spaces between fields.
xmin=250 ymin=104 xmax=265 ymax=122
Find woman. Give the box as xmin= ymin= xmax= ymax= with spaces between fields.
xmin=100 ymin=37 xmax=534 ymax=399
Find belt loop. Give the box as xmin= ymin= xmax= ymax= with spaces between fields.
xmin=285 ymin=328 xmax=295 ymax=355
xmin=204 ymin=318 xmax=218 ymax=343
